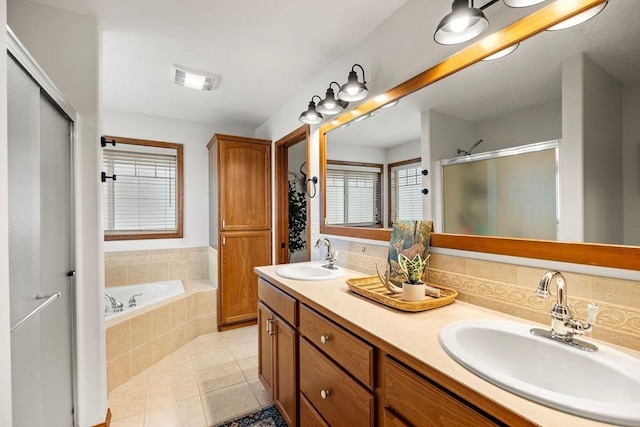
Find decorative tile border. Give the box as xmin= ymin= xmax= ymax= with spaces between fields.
xmin=329 ymin=237 xmax=640 ymax=351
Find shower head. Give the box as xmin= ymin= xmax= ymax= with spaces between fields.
xmin=457 ymin=139 xmax=484 ymax=156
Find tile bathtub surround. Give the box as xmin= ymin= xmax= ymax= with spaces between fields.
xmin=107 ymin=285 xmax=217 ymax=393
xmin=105 ymin=247 xmax=210 ymax=287
xmin=107 ymin=326 xmax=272 ymax=427
xmin=330 ymin=238 xmax=640 ymax=352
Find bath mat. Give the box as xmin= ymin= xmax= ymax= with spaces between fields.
xmin=215 ymin=405 xmax=287 ymax=427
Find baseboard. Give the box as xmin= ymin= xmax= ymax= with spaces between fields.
xmin=218 ymin=319 xmax=257 ymax=331
xmin=92 ymin=408 xmax=111 ymax=427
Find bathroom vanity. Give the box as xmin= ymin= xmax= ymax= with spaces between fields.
xmin=255 ymin=264 xmax=634 ymax=426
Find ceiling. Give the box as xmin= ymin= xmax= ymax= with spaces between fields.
xmin=31 ymin=0 xmax=408 ymax=130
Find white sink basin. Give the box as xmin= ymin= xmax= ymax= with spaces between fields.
xmin=275 ymin=262 xmax=345 ymax=281
xmin=439 ymin=319 xmax=640 ymax=426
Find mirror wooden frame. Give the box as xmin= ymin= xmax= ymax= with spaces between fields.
xmin=319 ymin=0 xmax=639 ymax=271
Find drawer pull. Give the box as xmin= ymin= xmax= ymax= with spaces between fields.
xmin=320 ymin=335 xmax=330 ymax=344
xmin=321 ymin=389 xmax=331 ymax=399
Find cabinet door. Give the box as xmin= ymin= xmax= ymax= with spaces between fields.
xmin=219 ymin=139 xmax=271 ymax=231
xmin=219 ymin=230 xmax=271 ymax=326
xmin=384 ymin=357 xmax=499 ymax=427
xmin=258 ymin=302 xmax=274 ymax=397
xmin=275 ymin=317 xmax=297 ymax=426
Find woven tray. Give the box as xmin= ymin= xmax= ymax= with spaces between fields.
xmin=346 ymin=276 xmax=457 ymax=312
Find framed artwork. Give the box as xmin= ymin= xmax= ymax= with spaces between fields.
xmin=387 ymin=220 xmax=433 ymax=285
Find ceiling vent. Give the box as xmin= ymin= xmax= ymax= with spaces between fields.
xmin=173 ymin=65 xmax=219 ymax=91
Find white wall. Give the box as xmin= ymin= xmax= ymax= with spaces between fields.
xmin=102 ymin=109 xmax=247 ymax=251
xmin=582 ymin=56 xmax=623 ymax=244
xmin=623 ymin=80 xmax=640 ymax=245
xmin=478 ymin=100 xmax=562 ymax=152
xmin=0 ymin=1 xmax=11 ymax=425
xmin=8 ymin=0 xmax=105 ymax=425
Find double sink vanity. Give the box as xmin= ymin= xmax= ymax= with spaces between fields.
xmin=255 ymin=262 xmax=640 ymax=426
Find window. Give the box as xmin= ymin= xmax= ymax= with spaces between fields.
xmin=102 ymin=136 xmax=183 ymax=240
xmin=389 ymin=158 xmax=422 ymax=226
xmin=325 ymin=161 xmax=382 ymax=227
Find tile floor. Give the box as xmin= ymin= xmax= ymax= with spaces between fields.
xmin=108 ymin=325 xmax=273 ymax=427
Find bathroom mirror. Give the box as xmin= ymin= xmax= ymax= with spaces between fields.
xmin=320 ymin=0 xmax=640 ymax=270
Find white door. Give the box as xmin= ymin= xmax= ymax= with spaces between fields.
xmin=8 ymin=54 xmax=76 ymax=426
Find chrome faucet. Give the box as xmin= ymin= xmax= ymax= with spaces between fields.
xmin=315 ymin=237 xmax=338 ymax=270
xmin=531 ymin=270 xmax=599 ymax=351
xmin=105 ymin=293 xmax=124 ymax=313
xmin=128 ymin=293 xmax=143 ymax=308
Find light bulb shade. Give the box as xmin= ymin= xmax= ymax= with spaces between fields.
xmin=338 ymin=71 xmax=369 ymax=102
xmin=434 ymin=0 xmax=488 ymax=45
xmin=317 ymin=88 xmax=347 ymax=115
xmin=482 ymin=43 xmax=519 ymax=61
xmin=547 ymin=2 xmax=607 ymax=31
xmin=503 ymin=0 xmax=546 ymax=7
xmin=299 ymin=101 xmax=324 ymax=124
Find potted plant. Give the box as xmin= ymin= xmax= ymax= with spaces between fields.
xmin=398 ymin=253 xmax=428 ymax=302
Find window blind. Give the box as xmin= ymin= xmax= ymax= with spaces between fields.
xmin=390 ymin=160 xmax=422 ymax=225
xmin=103 ymin=149 xmax=177 ymax=233
xmin=326 ymin=162 xmax=382 ymax=226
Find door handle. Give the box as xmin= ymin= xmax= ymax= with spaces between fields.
xmin=11 ymin=292 xmax=61 ymax=333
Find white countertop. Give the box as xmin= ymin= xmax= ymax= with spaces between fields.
xmin=255 ymin=264 xmax=640 ymax=427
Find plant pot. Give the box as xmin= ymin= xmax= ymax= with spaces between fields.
xmin=402 ymin=281 xmax=426 ymax=302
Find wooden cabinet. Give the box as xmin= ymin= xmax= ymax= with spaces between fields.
xmin=208 ymin=134 xmax=271 ymax=328
xmin=258 ymin=281 xmax=297 ymax=426
xmin=299 ymin=338 xmax=374 ymax=427
xmin=257 ymin=276 xmax=529 ymax=427
xmin=299 ymin=304 xmax=374 ymax=390
xmin=383 ymin=356 xmax=500 ymax=427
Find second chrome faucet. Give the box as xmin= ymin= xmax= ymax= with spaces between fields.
xmin=531 ymin=270 xmax=599 ymax=351
xmin=315 ymin=238 xmax=338 ymax=270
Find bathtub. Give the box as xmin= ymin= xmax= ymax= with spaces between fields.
xmin=105 ymin=280 xmax=184 ymax=320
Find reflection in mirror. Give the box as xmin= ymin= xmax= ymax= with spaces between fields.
xmin=438 ymin=140 xmax=558 ymax=239
xmin=323 ymin=0 xmax=640 ymax=248
xmin=326 ymin=100 xmax=422 ymax=228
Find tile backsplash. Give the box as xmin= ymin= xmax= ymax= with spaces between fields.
xmin=331 ymin=238 xmax=640 ymax=352
xmin=105 ymin=247 xmax=210 ymax=287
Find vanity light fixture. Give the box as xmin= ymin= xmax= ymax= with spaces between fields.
xmin=317 ymin=82 xmax=349 ymax=115
xmin=338 ymin=64 xmax=369 ymax=102
xmin=299 ymin=95 xmax=324 ymax=125
xmin=381 ymin=99 xmax=400 ymax=108
xmin=503 ymin=0 xmax=546 ymax=7
xmin=434 ymin=0 xmax=489 ymax=45
xmin=482 ymin=43 xmax=519 ymax=60
xmin=173 ymin=65 xmax=219 ymax=91
xmin=546 ymin=1 xmax=607 ymax=31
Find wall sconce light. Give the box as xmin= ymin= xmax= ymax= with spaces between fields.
xmin=299 ymin=95 xmax=324 ymax=124
xmin=338 ymin=64 xmax=369 ymax=102
xmin=434 ymin=0 xmax=489 ymax=45
xmin=503 ymin=0 xmax=545 ymax=7
xmin=482 ymin=43 xmax=519 ymax=60
xmin=298 ymin=64 xmax=369 ymax=124
xmin=317 ymin=82 xmax=349 ymax=115
xmin=546 ymin=1 xmax=607 ymax=31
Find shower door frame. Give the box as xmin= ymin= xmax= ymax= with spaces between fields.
xmin=7 ymin=26 xmax=80 ymax=426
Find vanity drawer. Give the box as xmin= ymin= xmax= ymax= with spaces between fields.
xmin=258 ymin=278 xmax=296 ymax=326
xmin=299 ymin=304 xmax=374 ymax=389
xmin=300 ymin=338 xmax=374 ymax=427
xmin=384 ymin=356 xmax=499 ymax=427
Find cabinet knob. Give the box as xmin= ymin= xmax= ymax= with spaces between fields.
xmin=320 ymin=335 xmax=330 ymax=344
xmin=320 ymin=389 xmax=330 ymax=399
